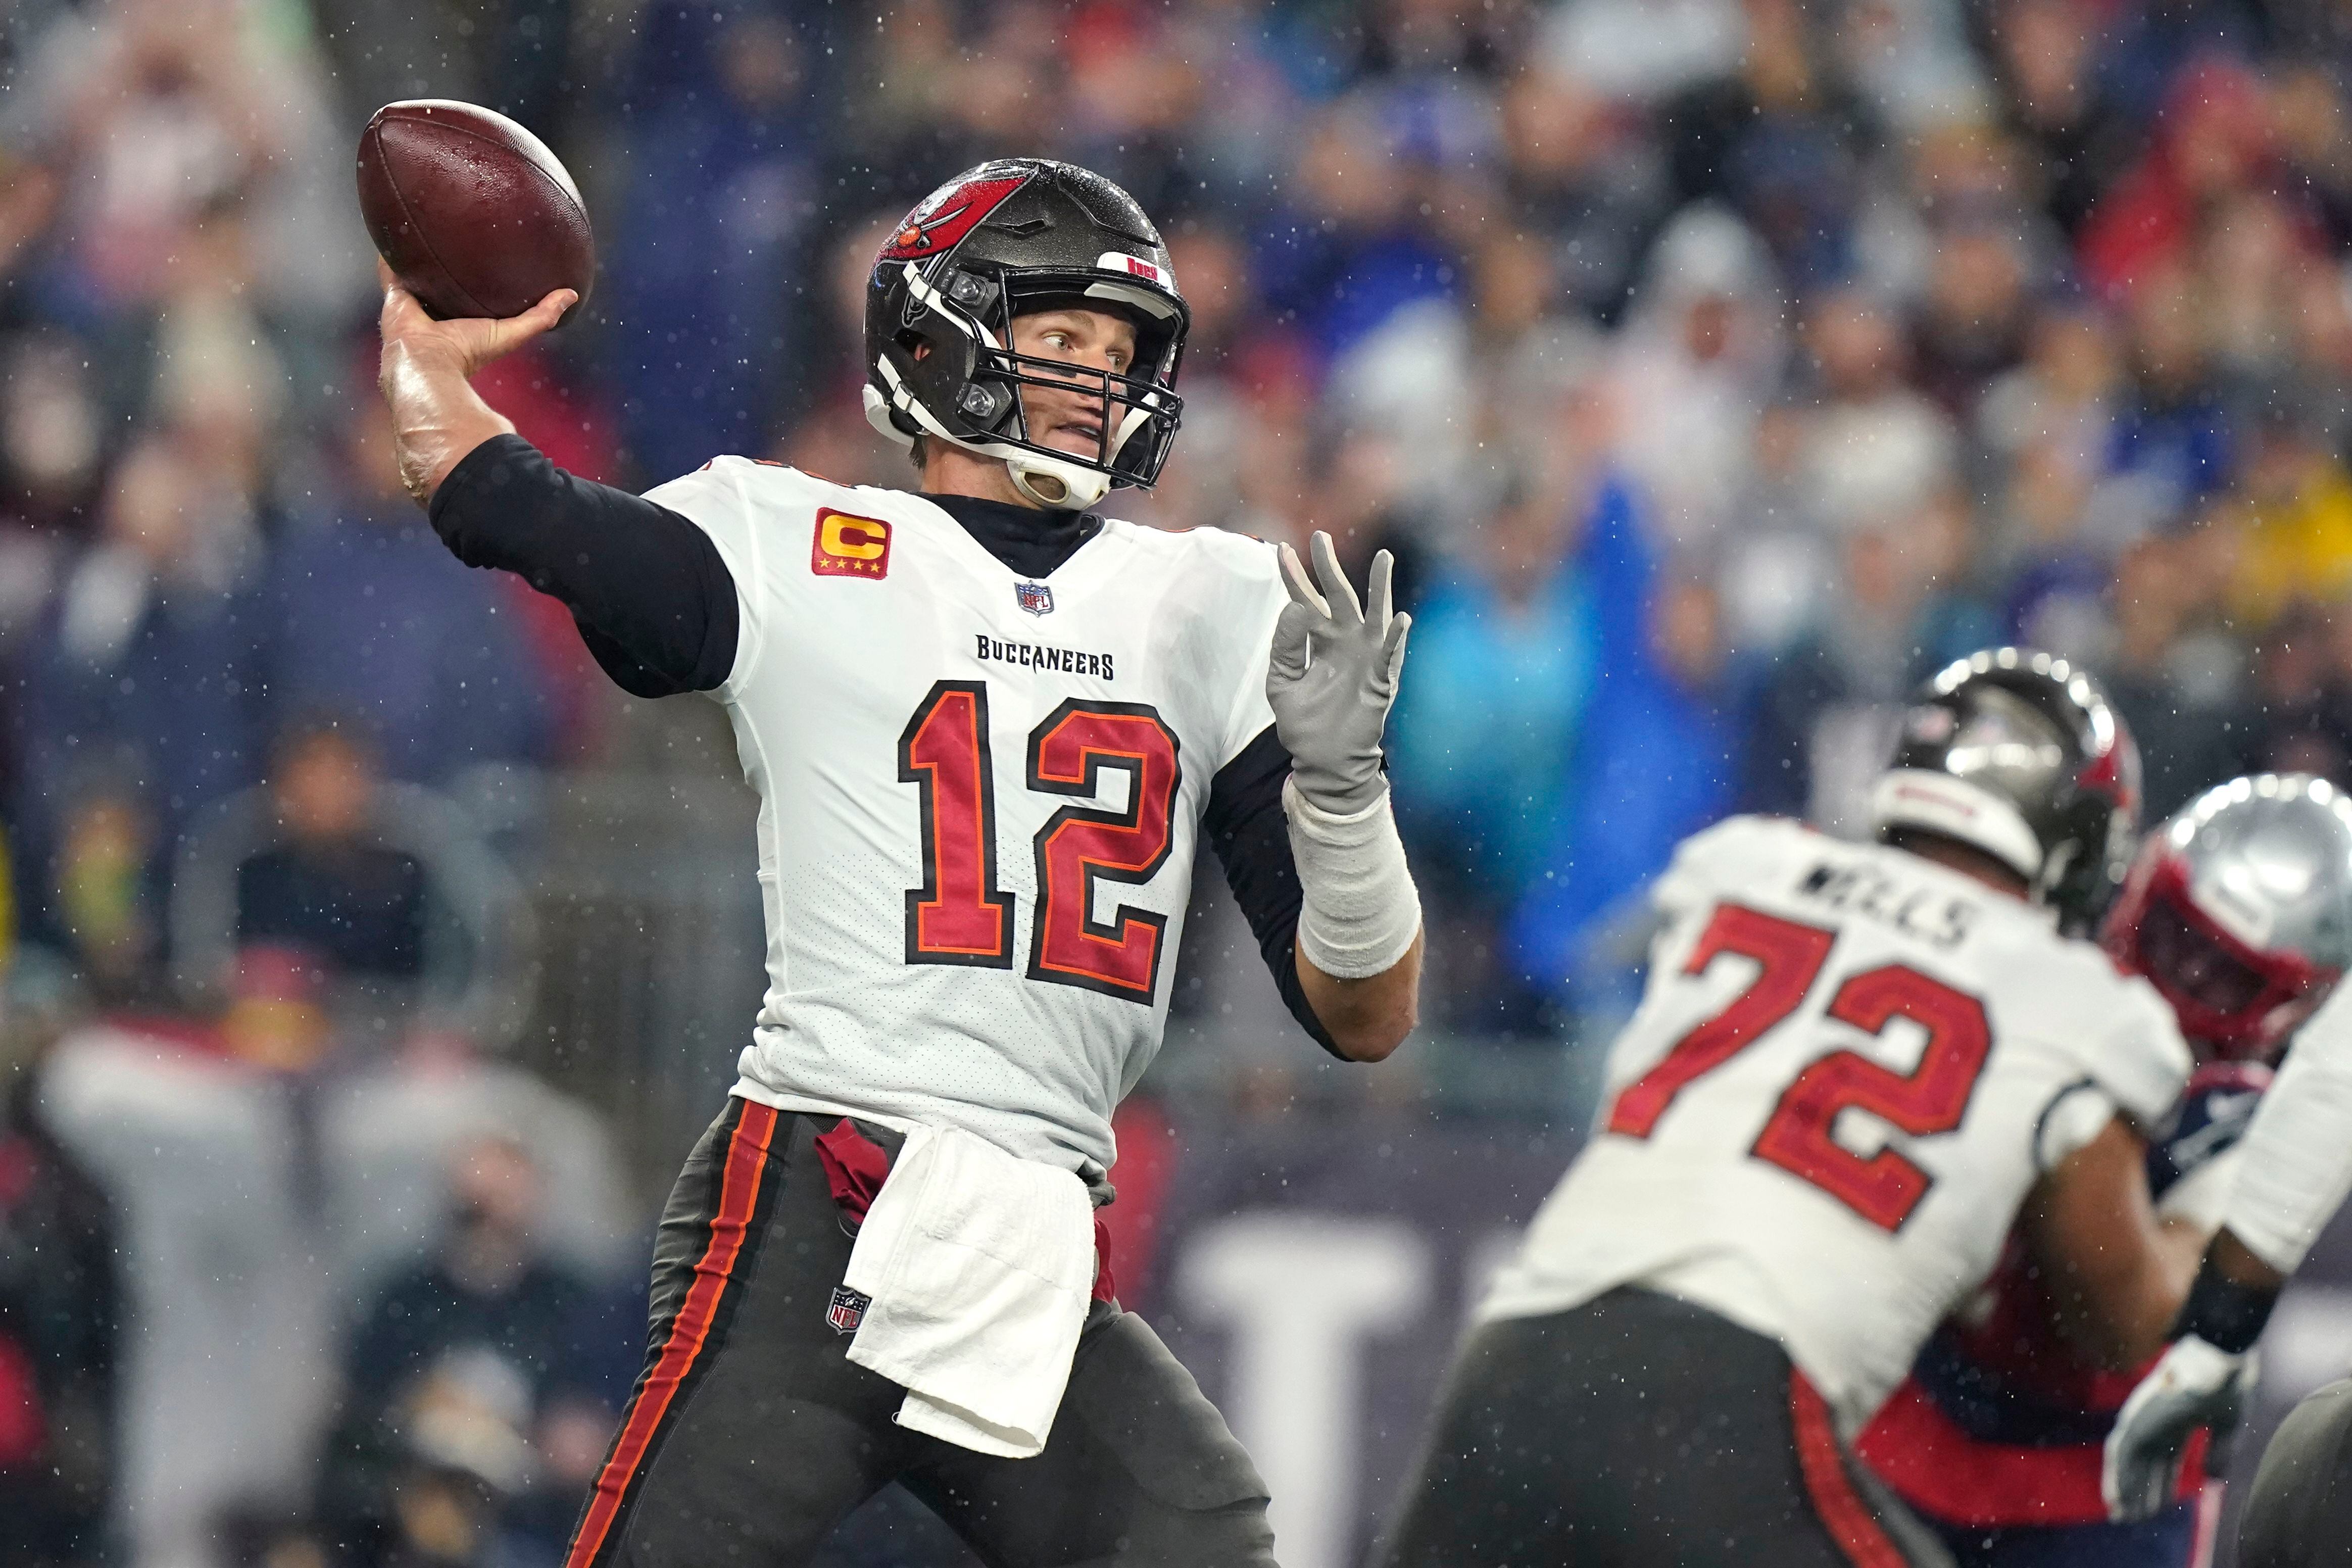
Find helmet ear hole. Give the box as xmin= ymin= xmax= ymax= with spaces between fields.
xmin=1015 ymin=468 xmax=1071 ymax=506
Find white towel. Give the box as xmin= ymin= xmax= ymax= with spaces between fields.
xmin=842 ymin=1123 xmax=1097 ymax=1457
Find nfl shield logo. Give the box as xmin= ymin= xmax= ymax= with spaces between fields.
xmin=826 ymin=1285 xmax=870 ymax=1335
xmin=1015 ymin=581 xmax=1054 ymax=617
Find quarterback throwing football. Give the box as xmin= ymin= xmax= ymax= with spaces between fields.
xmin=376 ymin=159 xmax=1423 ymax=1568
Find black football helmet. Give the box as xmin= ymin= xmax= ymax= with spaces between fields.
xmin=863 ymin=158 xmax=1189 ymax=510
xmin=1870 ymin=648 xmax=2143 ymax=933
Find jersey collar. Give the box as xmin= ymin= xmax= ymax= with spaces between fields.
xmin=920 ymin=492 xmax=1102 ymax=579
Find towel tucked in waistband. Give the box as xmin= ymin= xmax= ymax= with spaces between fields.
xmin=835 ymin=1121 xmax=1099 ymax=1457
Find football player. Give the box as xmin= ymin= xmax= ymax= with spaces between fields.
xmin=2105 ymin=852 xmax=2352 ymax=1534
xmin=1382 ymin=650 xmax=2209 ymax=1568
xmin=374 ymin=158 xmax=1426 ymax=1567
xmin=1858 ymin=773 xmax=2352 ymax=1565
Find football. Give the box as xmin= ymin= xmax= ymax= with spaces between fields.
xmin=357 ymin=99 xmax=595 ymax=323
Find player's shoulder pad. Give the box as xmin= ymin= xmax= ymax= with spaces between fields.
xmin=642 ymin=460 xmax=884 ymax=552
xmin=1652 ymin=813 xmax=1802 ymax=913
xmin=1116 ymin=519 xmax=1287 ymax=581
xmin=1663 ymin=813 xmax=1808 ymax=883
xmin=1107 ymin=523 xmax=1291 ymax=629
xmin=651 ymin=455 xmax=854 ymax=507
xmin=2003 ymin=938 xmax=2191 ymax=1120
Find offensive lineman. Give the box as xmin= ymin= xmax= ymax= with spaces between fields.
xmin=375 ymin=159 xmax=1424 ymax=1566
xmin=1858 ymin=774 xmax=2352 ymax=1565
xmin=1383 ymin=650 xmax=2207 ymax=1568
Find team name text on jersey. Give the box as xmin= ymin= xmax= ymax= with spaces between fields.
xmin=975 ymin=634 xmax=1115 ymax=680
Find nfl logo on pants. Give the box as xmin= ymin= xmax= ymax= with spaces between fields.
xmin=827 ymin=1284 xmax=870 ymax=1334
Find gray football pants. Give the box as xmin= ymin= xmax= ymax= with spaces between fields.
xmin=561 ymin=1100 xmax=1276 ymax=1568
xmin=1380 ymin=1286 xmax=1955 ymax=1568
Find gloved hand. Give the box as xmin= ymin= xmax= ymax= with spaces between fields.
xmin=1266 ymin=531 xmax=1410 ymax=815
xmin=2103 ymin=1334 xmax=2258 ymax=1522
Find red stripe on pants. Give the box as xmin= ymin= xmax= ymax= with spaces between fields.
xmin=565 ymin=1101 xmax=781 ymax=1568
xmin=1789 ymin=1368 xmax=1911 ymax=1568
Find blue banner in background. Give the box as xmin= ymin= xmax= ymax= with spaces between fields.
xmin=1148 ymin=1113 xmax=1582 ymax=1568
xmin=1138 ymin=1110 xmax=2352 ymax=1568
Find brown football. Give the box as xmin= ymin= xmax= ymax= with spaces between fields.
xmin=357 ymin=99 xmax=594 ymax=322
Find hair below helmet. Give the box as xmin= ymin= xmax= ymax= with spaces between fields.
xmin=2102 ymin=774 xmax=2352 ymax=1061
xmin=863 ymin=159 xmax=1189 ymax=510
xmin=1869 ymin=648 xmax=2141 ymax=934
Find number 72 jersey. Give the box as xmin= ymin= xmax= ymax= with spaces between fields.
xmin=643 ymin=459 xmax=1291 ymax=1175
xmin=1482 ymin=814 xmax=2192 ymax=1438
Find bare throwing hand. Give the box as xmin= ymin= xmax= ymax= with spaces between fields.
xmin=375 ymin=257 xmax=577 ymax=505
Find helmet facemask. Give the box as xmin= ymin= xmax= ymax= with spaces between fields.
xmin=2101 ymin=775 xmax=2352 ymax=1060
xmin=868 ymin=259 xmax=1187 ymax=510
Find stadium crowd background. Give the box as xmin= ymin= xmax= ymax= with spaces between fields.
xmin=8 ymin=0 xmax=2352 ymax=1565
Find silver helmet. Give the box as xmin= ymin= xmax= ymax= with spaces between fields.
xmin=2101 ymin=773 xmax=2352 ymax=1061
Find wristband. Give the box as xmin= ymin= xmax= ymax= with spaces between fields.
xmin=1283 ymin=776 xmax=1422 ymax=979
xmin=2172 ymin=1249 xmax=2282 ymax=1355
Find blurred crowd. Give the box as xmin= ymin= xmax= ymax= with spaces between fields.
xmin=4 ymin=0 xmax=2352 ymax=1564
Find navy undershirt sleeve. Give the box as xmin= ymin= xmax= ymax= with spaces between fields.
xmin=426 ymin=433 xmax=740 ymax=697
xmin=1204 ymin=723 xmax=1341 ymax=1056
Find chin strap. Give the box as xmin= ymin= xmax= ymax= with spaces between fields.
xmin=889 ymin=263 xmax=1130 ymax=510
xmin=1009 ymin=458 xmax=1109 ymax=510
xmin=873 ymin=359 xmax=1117 ymax=509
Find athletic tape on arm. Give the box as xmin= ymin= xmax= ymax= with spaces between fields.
xmin=1283 ymin=776 xmax=1422 ymax=979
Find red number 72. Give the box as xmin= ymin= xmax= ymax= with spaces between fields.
xmin=1605 ymin=904 xmax=1992 ymax=1232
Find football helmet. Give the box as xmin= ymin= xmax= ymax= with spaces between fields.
xmin=863 ymin=158 xmax=1188 ymax=510
xmin=1869 ymin=648 xmax=2141 ymax=933
xmin=2102 ymin=774 xmax=2352 ymax=1061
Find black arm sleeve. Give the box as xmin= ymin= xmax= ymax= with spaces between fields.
xmin=426 ymin=433 xmax=740 ymax=697
xmin=2171 ymin=1246 xmax=2281 ymax=1354
xmin=1203 ymin=723 xmax=1342 ymax=1058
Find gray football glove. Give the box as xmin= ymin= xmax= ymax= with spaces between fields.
xmin=2102 ymin=1335 xmax=2257 ymax=1522
xmin=1266 ymin=531 xmax=1410 ymax=815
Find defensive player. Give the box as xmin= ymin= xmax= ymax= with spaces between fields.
xmin=2105 ymin=864 xmax=2352 ymax=1532
xmin=375 ymin=158 xmax=1425 ymax=1566
xmin=1859 ymin=774 xmax=2352 ymax=1565
xmin=1382 ymin=650 xmax=2209 ymax=1568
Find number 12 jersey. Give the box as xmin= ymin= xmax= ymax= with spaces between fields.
xmin=1483 ymin=814 xmax=2192 ymax=1437
xmin=644 ymin=460 xmax=1292 ymax=1175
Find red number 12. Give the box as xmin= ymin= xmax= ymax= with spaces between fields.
xmin=900 ymin=681 xmax=1013 ymax=965
xmin=900 ymin=682 xmax=1180 ymax=1003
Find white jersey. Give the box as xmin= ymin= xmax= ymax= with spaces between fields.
xmin=1484 ymin=814 xmax=2191 ymax=1437
xmin=644 ymin=460 xmax=1287 ymax=1173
